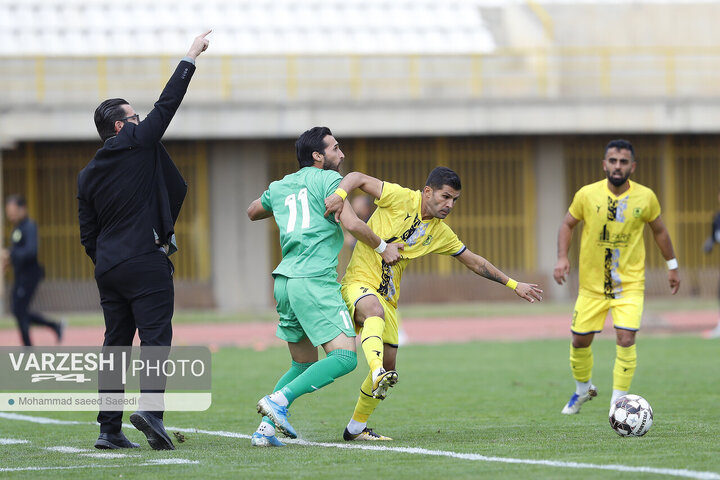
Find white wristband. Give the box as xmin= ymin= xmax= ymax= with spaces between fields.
xmin=666 ymin=258 xmax=678 ymax=270
xmin=374 ymin=239 xmax=387 ymax=254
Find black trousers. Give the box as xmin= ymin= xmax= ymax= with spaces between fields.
xmin=11 ymin=268 xmax=59 ymax=346
xmin=95 ymin=250 xmax=174 ymax=433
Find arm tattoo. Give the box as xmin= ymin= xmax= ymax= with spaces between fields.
xmin=479 ymin=263 xmax=503 ymax=284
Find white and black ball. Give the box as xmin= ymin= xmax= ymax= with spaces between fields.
xmin=609 ymin=394 xmax=653 ymax=437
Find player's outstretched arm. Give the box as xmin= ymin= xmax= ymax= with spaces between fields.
xmin=325 ymin=172 xmax=383 ymax=221
xmin=649 ymin=215 xmax=680 ymax=294
xmin=553 ymin=211 xmax=579 ymax=285
xmin=455 ymin=249 xmax=543 ymax=303
xmin=339 ymin=200 xmax=403 ymax=265
xmin=247 ymin=198 xmax=273 ymax=221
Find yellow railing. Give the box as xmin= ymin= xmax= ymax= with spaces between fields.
xmin=3 ymin=47 xmax=720 ymax=106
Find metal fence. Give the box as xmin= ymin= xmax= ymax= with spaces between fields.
xmin=3 ymin=134 xmax=719 ymax=285
xmin=2 ymin=141 xmax=211 ymax=282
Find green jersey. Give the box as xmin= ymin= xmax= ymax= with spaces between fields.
xmin=261 ymin=167 xmax=343 ymax=278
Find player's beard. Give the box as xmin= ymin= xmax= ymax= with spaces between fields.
xmin=323 ymin=158 xmax=341 ymax=172
xmin=607 ymin=170 xmax=630 ymax=187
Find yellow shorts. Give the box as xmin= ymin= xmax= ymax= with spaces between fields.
xmin=571 ymin=294 xmax=644 ymax=335
xmin=341 ymin=283 xmax=400 ymax=346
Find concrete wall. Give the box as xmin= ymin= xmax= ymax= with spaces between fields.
xmin=533 ymin=137 xmax=569 ymax=301
xmin=209 ymin=141 xmax=272 ymax=311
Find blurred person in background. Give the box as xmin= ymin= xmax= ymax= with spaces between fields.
xmin=702 ymin=187 xmax=720 ymax=338
xmin=2 ymin=194 xmax=64 ymax=346
xmin=78 ymin=31 xmax=210 ymax=451
xmin=554 ymin=139 xmax=680 ymax=416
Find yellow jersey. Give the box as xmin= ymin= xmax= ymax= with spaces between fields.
xmin=569 ymin=179 xmax=661 ymax=299
xmin=342 ymin=182 xmax=466 ymax=308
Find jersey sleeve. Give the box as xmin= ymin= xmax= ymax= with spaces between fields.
xmin=323 ymin=170 xmax=343 ymax=198
xmin=376 ymin=182 xmax=413 ymax=212
xmin=260 ymin=189 xmax=273 ymax=212
xmin=645 ymin=190 xmax=661 ymax=222
xmin=432 ymin=222 xmax=466 ymax=256
xmin=568 ymin=188 xmax=585 ymax=221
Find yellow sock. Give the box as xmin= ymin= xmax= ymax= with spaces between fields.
xmin=351 ymin=371 xmax=381 ymax=423
xmin=361 ymin=316 xmax=385 ymax=372
xmin=569 ymin=345 xmax=593 ymax=383
xmin=613 ymin=344 xmax=637 ymax=391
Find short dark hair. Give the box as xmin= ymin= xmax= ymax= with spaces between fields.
xmin=295 ymin=127 xmax=332 ymax=168
xmin=605 ymin=139 xmax=635 ymax=160
xmin=5 ymin=194 xmax=26 ymax=208
xmin=94 ymin=98 xmax=129 ymax=142
xmin=425 ymin=166 xmax=461 ymax=191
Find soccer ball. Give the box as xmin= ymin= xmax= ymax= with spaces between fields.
xmin=609 ymin=394 xmax=653 ymax=437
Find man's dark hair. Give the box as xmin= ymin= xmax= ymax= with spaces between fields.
xmin=425 ymin=166 xmax=461 ymax=191
xmin=605 ymin=139 xmax=635 ymax=160
xmin=94 ymin=98 xmax=129 ymax=142
xmin=295 ymin=127 xmax=332 ymax=168
xmin=5 ymin=194 xmax=26 ymax=208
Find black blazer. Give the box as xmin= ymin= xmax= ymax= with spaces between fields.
xmin=78 ymin=60 xmax=194 ymax=277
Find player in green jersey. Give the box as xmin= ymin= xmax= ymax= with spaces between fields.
xmin=247 ymin=127 xmax=402 ymax=446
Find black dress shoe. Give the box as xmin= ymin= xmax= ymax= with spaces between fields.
xmin=129 ymin=411 xmax=175 ymax=450
xmin=95 ymin=431 xmax=140 ymax=449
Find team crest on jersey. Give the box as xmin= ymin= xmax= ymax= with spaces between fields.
xmin=422 ymin=235 xmax=433 ymax=246
xmin=633 ymin=207 xmax=642 ymax=218
xmin=11 ymin=229 xmax=22 ymax=243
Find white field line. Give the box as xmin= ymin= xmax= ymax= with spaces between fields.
xmin=79 ymin=452 xmax=136 ymax=459
xmin=1 ymin=412 xmax=718 ymax=480
xmin=45 ymin=446 xmax=90 ymax=453
xmin=0 ymin=459 xmax=199 ymax=473
xmin=0 ymin=438 xmax=30 ymax=445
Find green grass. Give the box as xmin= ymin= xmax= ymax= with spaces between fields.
xmin=1 ymin=336 xmax=719 ymax=479
xmin=1 ymin=297 xmax=717 ymax=330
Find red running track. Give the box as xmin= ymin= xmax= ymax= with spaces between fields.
xmin=0 ymin=310 xmax=716 ymax=348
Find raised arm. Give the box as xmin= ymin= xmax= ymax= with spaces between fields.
xmin=133 ymin=31 xmax=211 ymax=146
xmin=455 ymin=248 xmax=543 ymax=303
xmin=648 ymin=215 xmax=680 ymax=294
xmin=553 ymin=212 xmax=580 ymax=285
xmin=339 ymin=200 xmax=403 ymax=265
xmin=325 ymin=172 xmax=384 ymax=221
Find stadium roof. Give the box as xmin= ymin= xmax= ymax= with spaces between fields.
xmin=0 ymin=0 xmax=498 ymax=55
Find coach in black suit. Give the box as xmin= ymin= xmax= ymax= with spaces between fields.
xmin=78 ymin=31 xmax=210 ymax=450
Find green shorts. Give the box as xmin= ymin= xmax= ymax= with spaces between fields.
xmin=273 ymin=274 xmax=356 ymax=347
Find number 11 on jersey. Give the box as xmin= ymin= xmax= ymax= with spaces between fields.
xmin=284 ymin=188 xmax=310 ymax=232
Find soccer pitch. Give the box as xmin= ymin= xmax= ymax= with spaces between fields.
xmin=1 ymin=336 xmax=718 ymax=479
